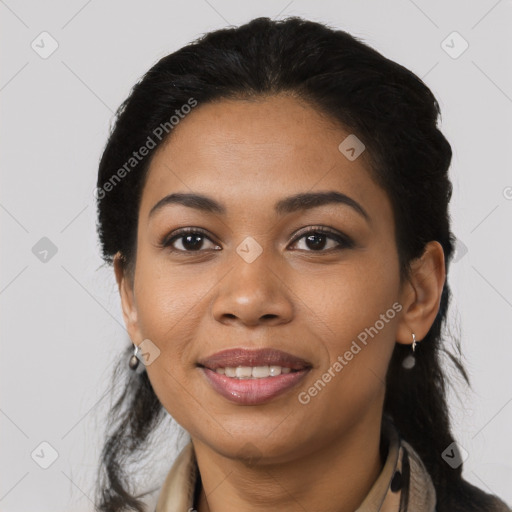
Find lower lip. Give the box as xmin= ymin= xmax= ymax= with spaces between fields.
xmin=200 ymin=367 xmax=310 ymax=405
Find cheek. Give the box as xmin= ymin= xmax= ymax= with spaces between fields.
xmin=131 ymin=252 xmax=221 ymax=428
xmin=131 ymin=234 xmax=401 ymax=438
xmin=294 ymin=249 xmax=400 ymax=349
xmin=133 ymin=245 xmax=215 ymax=345
xmin=294 ymin=252 xmax=400 ymax=400
xmin=294 ymin=280 xmax=398 ymax=436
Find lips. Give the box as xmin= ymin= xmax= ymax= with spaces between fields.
xmin=197 ymin=348 xmax=312 ymax=405
xmin=197 ymin=348 xmax=312 ymax=371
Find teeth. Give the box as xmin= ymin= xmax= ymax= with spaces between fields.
xmin=252 ymin=366 xmax=270 ymax=378
xmin=225 ymin=367 xmax=236 ymax=377
xmin=235 ymin=366 xmax=253 ymax=378
xmin=214 ymin=365 xmax=294 ymax=378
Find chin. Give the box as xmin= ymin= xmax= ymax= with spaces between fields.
xmin=192 ymin=420 xmax=314 ymax=465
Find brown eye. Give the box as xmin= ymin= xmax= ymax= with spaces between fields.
xmin=160 ymin=226 xmax=353 ymax=255
xmin=290 ymin=227 xmax=353 ymax=252
xmin=161 ymin=228 xmax=220 ymax=253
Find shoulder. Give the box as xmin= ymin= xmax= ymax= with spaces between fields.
xmin=441 ymin=478 xmax=510 ymax=512
xmin=400 ymin=436 xmax=509 ymax=512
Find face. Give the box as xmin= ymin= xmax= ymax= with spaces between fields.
xmin=118 ymin=94 xmax=417 ymax=463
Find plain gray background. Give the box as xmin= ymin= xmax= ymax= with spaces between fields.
xmin=1 ymin=1 xmax=511 ymax=510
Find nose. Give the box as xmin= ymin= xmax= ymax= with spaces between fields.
xmin=210 ymin=251 xmax=294 ymax=327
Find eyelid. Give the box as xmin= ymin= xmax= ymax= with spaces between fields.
xmin=159 ymin=226 xmax=219 ymax=249
xmin=160 ymin=225 xmax=353 ymax=252
xmin=289 ymin=225 xmax=354 ymax=250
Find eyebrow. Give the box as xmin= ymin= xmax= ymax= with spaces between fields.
xmin=148 ymin=191 xmax=371 ymax=223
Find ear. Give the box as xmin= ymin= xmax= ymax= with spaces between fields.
xmin=113 ymin=252 xmax=142 ymax=344
xmin=395 ymin=241 xmax=446 ymax=347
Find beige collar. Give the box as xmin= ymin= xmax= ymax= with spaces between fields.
xmin=155 ymin=420 xmax=436 ymax=511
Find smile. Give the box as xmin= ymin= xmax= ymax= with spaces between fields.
xmin=197 ymin=347 xmax=312 ymax=405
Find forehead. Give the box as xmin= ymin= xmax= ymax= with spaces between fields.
xmin=139 ymin=95 xmax=391 ymax=224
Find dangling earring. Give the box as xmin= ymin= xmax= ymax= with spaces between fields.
xmin=129 ymin=343 xmax=140 ymax=370
xmin=402 ymin=333 xmax=418 ymax=370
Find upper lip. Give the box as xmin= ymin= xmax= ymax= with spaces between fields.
xmin=197 ymin=348 xmax=312 ymax=370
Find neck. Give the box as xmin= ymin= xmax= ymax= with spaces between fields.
xmin=193 ymin=406 xmax=385 ymax=512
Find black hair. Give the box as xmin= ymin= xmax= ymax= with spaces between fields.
xmin=95 ymin=16 xmax=505 ymax=511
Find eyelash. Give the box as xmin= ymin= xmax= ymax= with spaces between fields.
xmin=159 ymin=226 xmax=354 ymax=254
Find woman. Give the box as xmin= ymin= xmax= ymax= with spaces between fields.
xmin=94 ymin=16 xmax=510 ymax=512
